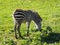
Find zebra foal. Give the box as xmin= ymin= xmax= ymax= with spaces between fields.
xmin=12 ymin=9 xmax=42 ymax=39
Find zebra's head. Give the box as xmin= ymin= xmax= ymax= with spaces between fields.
xmin=32 ymin=11 xmax=42 ymax=31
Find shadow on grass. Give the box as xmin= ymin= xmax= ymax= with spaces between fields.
xmin=41 ymin=32 xmax=60 ymax=44
xmin=40 ymin=26 xmax=60 ymax=44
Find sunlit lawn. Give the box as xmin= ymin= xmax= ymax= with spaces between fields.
xmin=0 ymin=0 xmax=60 ymax=45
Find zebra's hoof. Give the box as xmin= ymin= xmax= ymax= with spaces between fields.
xmin=40 ymin=29 xmax=43 ymax=32
xmin=27 ymin=34 xmax=29 ymax=37
xmin=19 ymin=36 xmax=24 ymax=39
xmin=40 ymin=29 xmax=42 ymax=32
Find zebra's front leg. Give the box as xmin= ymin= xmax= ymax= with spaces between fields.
xmin=17 ymin=23 xmax=23 ymax=39
xmin=26 ymin=22 xmax=30 ymax=36
xmin=14 ymin=23 xmax=17 ymax=39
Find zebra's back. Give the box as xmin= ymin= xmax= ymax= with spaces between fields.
xmin=13 ymin=9 xmax=33 ymax=23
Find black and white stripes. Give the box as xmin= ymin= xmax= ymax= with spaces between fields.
xmin=13 ymin=10 xmax=25 ymax=20
xmin=12 ymin=9 xmax=42 ymax=39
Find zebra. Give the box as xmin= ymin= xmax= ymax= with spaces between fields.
xmin=12 ymin=9 xmax=42 ymax=39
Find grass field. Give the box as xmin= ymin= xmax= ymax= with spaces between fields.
xmin=0 ymin=0 xmax=60 ymax=45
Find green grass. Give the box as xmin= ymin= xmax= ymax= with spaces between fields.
xmin=0 ymin=0 xmax=60 ymax=45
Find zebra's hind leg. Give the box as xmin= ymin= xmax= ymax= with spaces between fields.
xmin=14 ymin=23 xmax=18 ymax=39
xmin=26 ymin=22 xmax=30 ymax=36
xmin=17 ymin=23 xmax=24 ymax=39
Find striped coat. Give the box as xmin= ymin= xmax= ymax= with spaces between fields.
xmin=12 ymin=9 xmax=42 ymax=39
